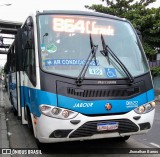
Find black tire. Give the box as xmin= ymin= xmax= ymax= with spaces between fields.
xmin=26 ymin=107 xmax=33 ymax=133
xmin=10 ymin=94 xmax=18 ymax=116
xmin=13 ymin=107 xmax=18 ymax=116
xmin=115 ymin=136 xmax=130 ymax=142
xmin=36 ymin=139 xmax=48 ymax=151
xmin=10 ymin=93 xmax=13 ymax=106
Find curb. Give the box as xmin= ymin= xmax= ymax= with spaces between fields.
xmin=0 ymin=107 xmax=11 ymax=157
xmin=0 ymin=82 xmax=11 ymax=157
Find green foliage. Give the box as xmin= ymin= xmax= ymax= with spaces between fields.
xmin=151 ymin=66 xmax=160 ymax=76
xmin=142 ymin=41 xmax=157 ymax=58
xmin=85 ymin=0 xmax=160 ymax=61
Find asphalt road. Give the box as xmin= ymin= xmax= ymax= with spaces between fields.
xmin=2 ymin=88 xmax=160 ymax=157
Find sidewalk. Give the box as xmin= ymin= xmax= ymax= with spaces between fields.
xmin=0 ymin=81 xmax=10 ymax=156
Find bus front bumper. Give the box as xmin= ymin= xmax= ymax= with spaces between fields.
xmin=34 ymin=109 xmax=155 ymax=143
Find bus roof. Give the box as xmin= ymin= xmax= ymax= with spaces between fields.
xmin=36 ymin=10 xmax=126 ymax=22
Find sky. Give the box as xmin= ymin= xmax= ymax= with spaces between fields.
xmin=0 ymin=0 xmax=105 ymax=22
xmin=0 ymin=0 xmax=159 ymax=22
xmin=0 ymin=0 xmax=159 ymax=67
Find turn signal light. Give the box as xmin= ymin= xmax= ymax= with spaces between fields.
xmin=139 ymin=106 xmax=145 ymax=113
xmin=150 ymin=101 xmax=156 ymax=107
xmin=62 ymin=110 xmax=69 ymax=118
xmin=33 ymin=117 xmax=37 ymax=125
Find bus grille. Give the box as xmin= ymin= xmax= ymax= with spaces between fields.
xmin=67 ymin=87 xmax=139 ymax=98
xmin=69 ymin=119 xmax=139 ymax=138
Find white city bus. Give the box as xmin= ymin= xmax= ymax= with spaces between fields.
xmin=7 ymin=10 xmax=156 ymax=148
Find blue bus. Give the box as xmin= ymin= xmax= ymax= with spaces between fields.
xmin=7 ymin=10 xmax=156 ymax=148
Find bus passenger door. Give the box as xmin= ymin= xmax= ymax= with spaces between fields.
xmin=15 ymin=28 xmax=27 ymax=123
xmin=9 ymin=45 xmax=18 ymax=115
xmin=21 ymin=17 xmax=36 ymax=124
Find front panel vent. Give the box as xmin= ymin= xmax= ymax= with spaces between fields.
xmin=67 ymin=87 xmax=140 ymax=98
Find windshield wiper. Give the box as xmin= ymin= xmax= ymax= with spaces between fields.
xmin=76 ymin=34 xmax=98 ymax=86
xmin=90 ymin=34 xmax=98 ymax=66
xmin=100 ymin=34 xmax=134 ymax=84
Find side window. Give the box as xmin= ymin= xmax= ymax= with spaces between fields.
xmin=13 ymin=46 xmax=16 ymax=72
xmin=10 ymin=46 xmax=16 ymax=73
xmin=22 ymin=17 xmax=36 ymax=86
xmin=24 ymin=49 xmax=29 ymax=74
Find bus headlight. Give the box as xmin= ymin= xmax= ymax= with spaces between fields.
xmin=39 ymin=105 xmax=78 ymax=119
xmin=134 ymin=101 xmax=156 ymax=114
xmin=52 ymin=108 xmax=60 ymax=115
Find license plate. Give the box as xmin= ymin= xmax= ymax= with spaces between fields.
xmin=97 ymin=122 xmax=118 ymax=131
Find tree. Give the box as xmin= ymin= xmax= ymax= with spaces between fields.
xmin=85 ymin=0 xmax=160 ymax=61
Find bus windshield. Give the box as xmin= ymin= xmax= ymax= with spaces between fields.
xmin=38 ymin=14 xmax=149 ymax=79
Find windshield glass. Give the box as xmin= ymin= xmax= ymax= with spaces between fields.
xmin=38 ymin=14 xmax=149 ymax=79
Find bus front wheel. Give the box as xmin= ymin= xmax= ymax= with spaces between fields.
xmin=26 ymin=107 xmax=33 ymax=133
xmin=115 ymin=136 xmax=130 ymax=142
xmin=36 ymin=139 xmax=48 ymax=150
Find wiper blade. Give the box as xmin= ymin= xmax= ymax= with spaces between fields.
xmin=76 ymin=34 xmax=98 ymax=86
xmin=100 ymin=35 xmax=110 ymax=65
xmin=100 ymin=34 xmax=134 ymax=84
xmin=90 ymin=34 xmax=98 ymax=66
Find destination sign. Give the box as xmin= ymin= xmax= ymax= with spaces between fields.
xmin=53 ymin=17 xmax=114 ymax=35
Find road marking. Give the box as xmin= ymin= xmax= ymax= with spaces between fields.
xmin=150 ymin=142 xmax=160 ymax=148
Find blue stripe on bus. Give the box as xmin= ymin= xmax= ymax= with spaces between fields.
xmin=146 ymin=89 xmax=155 ymax=102
xmin=20 ymin=86 xmax=57 ymax=115
xmin=20 ymin=87 xmax=154 ymax=117
xmin=57 ymin=89 xmax=154 ymax=114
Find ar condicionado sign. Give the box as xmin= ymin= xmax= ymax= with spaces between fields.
xmin=53 ymin=17 xmax=114 ymax=35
